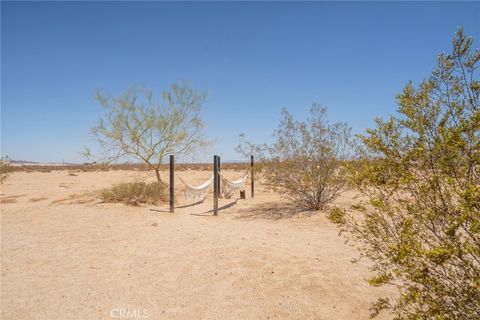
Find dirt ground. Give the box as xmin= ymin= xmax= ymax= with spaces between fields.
xmin=1 ymin=169 xmax=395 ymax=320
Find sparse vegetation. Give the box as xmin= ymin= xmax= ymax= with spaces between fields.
xmin=237 ymin=104 xmax=355 ymax=210
xmin=1 ymin=157 xmax=11 ymax=183
xmin=339 ymin=28 xmax=480 ymax=319
xmin=86 ymin=83 xmax=210 ymax=182
xmin=327 ymin=207 xmax=346 ymax=224
xmin=100 ymin=181 xmax=169 ymax=206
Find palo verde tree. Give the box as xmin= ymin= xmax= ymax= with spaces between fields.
xmin=338 ymin=28 xmax=479 ymax=319
xmin=238 ymin=104 xmax=355 ymax=210
xmin=87 ymin=83 xmax=209 ymax=182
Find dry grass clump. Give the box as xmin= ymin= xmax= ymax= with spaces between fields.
xmin=100 ymin=181 xmax=168 ymax=206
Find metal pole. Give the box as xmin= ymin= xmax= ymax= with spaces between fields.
xmin=217 ymin=155 xmax=221 ymax=198
xmin=169 ymin=155 xmax=174 ymax=213
xmin=213 ymin=155 xmax=218 ymax=215
xmin=251 ymin=155 xmax=254 ymax=198
xmin=214 ymin=156 xmax=218 ymax=196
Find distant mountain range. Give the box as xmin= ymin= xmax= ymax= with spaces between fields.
xmin=8 ymin=159 xmax=247 ymax=166
xmin=9 ymin=160 xmax=76 ymax=166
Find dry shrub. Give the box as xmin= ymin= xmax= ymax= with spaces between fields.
xmin=100 ymin=181 xmax=168 ymax=206
xmin=237 ymin=105 xmax=355 ymax=210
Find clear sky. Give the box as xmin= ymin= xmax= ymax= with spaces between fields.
xmin=2 ymin=1 xmax=479 ymax=163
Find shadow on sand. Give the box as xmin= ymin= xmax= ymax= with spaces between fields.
xmin=150 ymin=199 xmax=207 ymax=213
xmin=191 ymin=200 xmax=239 ymax=216
xmin=177 ymin=199 xmax=206 ymax=209
xmin=232 ymin=202 xmax=315 ymax=220
xmin=150 ymin=208 xmax=171 ymax=213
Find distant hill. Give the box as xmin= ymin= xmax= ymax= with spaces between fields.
xmin=10 ymin=160 xmax=39 ymax=166
xmin=221 ymin=159 xmax=249 ymax=164
xmin=7 ymin=159 xmax=248 ymax=166
xmin=9 ymin=160 xmax=76 ymax=166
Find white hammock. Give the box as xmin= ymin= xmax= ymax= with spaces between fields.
xmin=179 ymin=175 xmax=214 ymax=201
xmin=221 ymin=174 xmax=248 ymax=199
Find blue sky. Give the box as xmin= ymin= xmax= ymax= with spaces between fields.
xmin=2 ymin=1 xmax=479 ymax=163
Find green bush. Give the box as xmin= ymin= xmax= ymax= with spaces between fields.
xmin=342 ymin=28 xmax=480 ymax=319
xmin=0 ymin=158 xmax=10 ymax=184
xmin=327 ymin=207 xmax=346 ymax=224
xmin=100 ymin=181 xmax=168 ymax=206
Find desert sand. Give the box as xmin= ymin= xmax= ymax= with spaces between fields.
xmin=1 ymin=169 xmax=395 ymax=320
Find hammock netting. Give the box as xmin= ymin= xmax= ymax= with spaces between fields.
xmin=221 ymin=174 xmax=248 ymax=199
xmin=179 ymin=174 xmax=248 ymax=201
xmin=179 ymin=175 xmax=214 ymax=201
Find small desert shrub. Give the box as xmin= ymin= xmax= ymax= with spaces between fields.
xmin=0 ymin=158 xmax=11 ymax=183
xmin=237 ymin=105 xmax=355 ymax=210
xmin=328 ymin=207 xmax=346 ymax=224
xmin=100 ymin=181 xmax=168 ymax=206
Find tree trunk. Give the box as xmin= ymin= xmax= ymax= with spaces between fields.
xmin=155 ymin=169 xmax=162 ymax=183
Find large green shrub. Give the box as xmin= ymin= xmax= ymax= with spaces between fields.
xmin=342 ymin=28 xmax=479 ymax=319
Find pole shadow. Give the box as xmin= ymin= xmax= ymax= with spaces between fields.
xmin=150 ymin=199 xmax=206 ymax=213
xmin=191 ymin=199 xmax=239 ymax=216
xmin=176 ymin=199 xmax=206 ymax=208
xmin=150 ymin=208 xmax=171 ymax=213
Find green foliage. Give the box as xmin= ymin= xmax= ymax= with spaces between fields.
xmin=328 ymin=207 xmax=347 ymax=224
xmin=369 ymin=297 xmax=391 ymax=319
xmin=100 ymin=181 xmax=168 ymax=206
xmin=343 ymin=28 xmax=480 ymax=319
xmin=237 ymin=105 xmax=355 ymax=210
xmin=87 ymin=83 xmax=210 ymax=182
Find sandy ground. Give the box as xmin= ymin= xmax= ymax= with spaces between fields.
xmin=1 ymin=169 xmax=395 ymax=320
